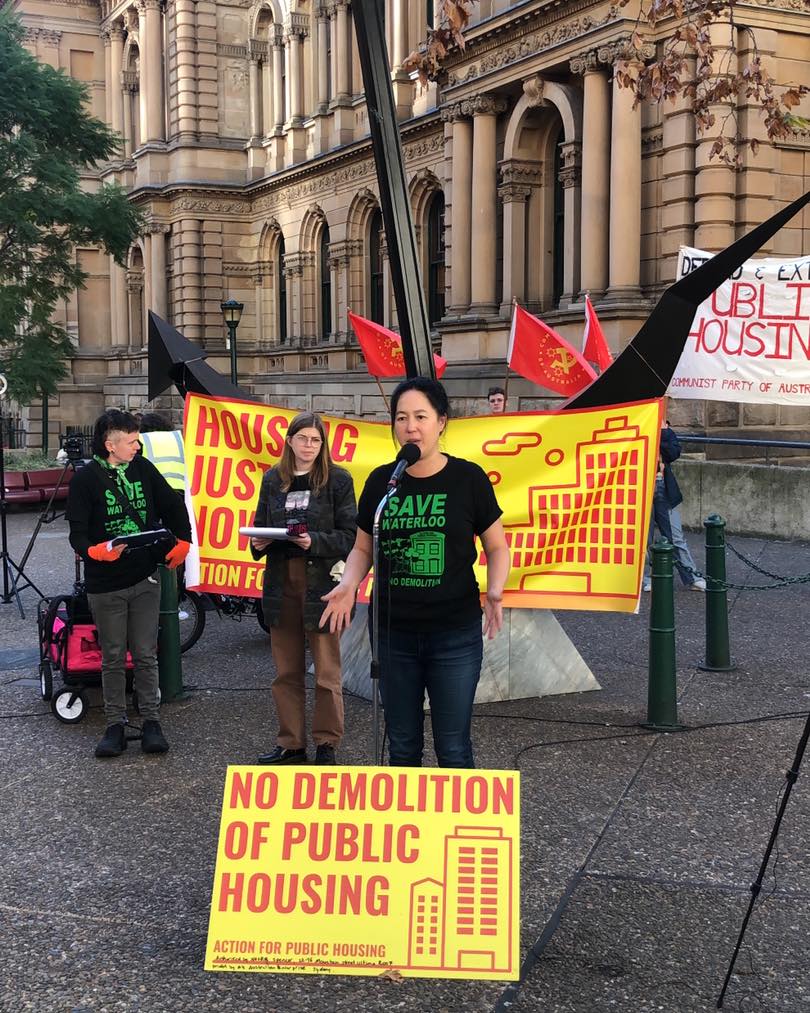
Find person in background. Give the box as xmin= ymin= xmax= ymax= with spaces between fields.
xmin=487 ymin=386 xmax=506 ymax=413
xmin=66 ymin=409 xmax=192 ymax=758
xmin=138 ymin=412 xmax=185 ymax=494
xmin=643 ymin=417 xmax=706 ymax=592
xmin=250 ymin=413 xmax=357 ymax=766
xmin=321 ymin=377 xmax=511 ymax=768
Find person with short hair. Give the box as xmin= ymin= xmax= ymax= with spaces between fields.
xmin=487 ymin=386 xmax=506 ymax=413
xmin=66 ymin=409 xmax=192 ymax=758
xmin=250 ymin=412 xmax=357 ymax=766
xmin=321 ymin=378 xmax=511 ymax=768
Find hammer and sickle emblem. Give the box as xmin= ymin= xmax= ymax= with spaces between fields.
xmin=550 ymin=348 xmax=576 ymax=374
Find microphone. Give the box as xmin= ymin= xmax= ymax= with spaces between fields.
xmin=387 ymin=443 xmax=421 ymax=489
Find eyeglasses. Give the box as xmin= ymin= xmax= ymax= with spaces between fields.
xmin=292 ymin=435 xmax=323 ymax=447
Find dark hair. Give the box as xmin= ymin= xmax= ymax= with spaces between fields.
xmin=277 ymin=412 xmax=332 ymax=495
xmin=91 ymin=409 xmax=139 ymax=458
xmin=487 ymin=386 xmax=505 ymax=398
xmin=139 ymin=411 xmax=173 ymax=433
xmin=389 ymin=377 xmax=449 ymax=437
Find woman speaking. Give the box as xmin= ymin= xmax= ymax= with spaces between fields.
xmin=321 ymin=378 xmax=510 ymax=768
xmin=251 ymin=412 xmax=356 ymax=766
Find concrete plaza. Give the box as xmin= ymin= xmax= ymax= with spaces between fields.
xmin=1 ymin=508 xmax=809 ymax=1012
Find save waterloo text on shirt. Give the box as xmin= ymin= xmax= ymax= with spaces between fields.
xmin=356 ymin=455 xmax=502 ymax=632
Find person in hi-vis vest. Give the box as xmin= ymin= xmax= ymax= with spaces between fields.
xmin=139 ymin=413 xmax=185 ymax=492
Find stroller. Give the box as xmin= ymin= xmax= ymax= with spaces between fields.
xmin=37 ymin=555 xmax=136 ymax=724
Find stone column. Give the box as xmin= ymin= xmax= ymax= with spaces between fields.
xmin=262 ymin=49 xmax=274 ymax=135
xmin=148 ymin=224 xmax=168 ymax=320
xmin=176 ymin=218 xmax=203 ymax=341
xmin=390 ymin=0 xmax=412 ymax=120
xmin=331 ymin=2 xmax=353 ymax=145
xmin=285 ymin=16 xmax=308 ymax=164
xmin=122 ymin=81 xmax=135 ymax=157
xmin=695 ymin=20 xmax=737 ymax=251
xmin=572 ymin=52 xmax=610 ymax=298
xmin=127 ymin=270 xmax=145 ymax=349
xmin=109 ymin=24 xmax=125 ymax=139
xmin=335 ymin=2 xmax=350 ymax=100
xmin=605 ymin=51 xmax=642 ymax=300
xmin=497 ymin=166 xmax=532 ymax=314
xmin=102 ymin=29 xmax=112 ymax=125
xmin=173 ymin=0 xmax=198 ymax=139
xmin=660 ymin=55 xmax=696 ymax=283
xmin=272 ymin=27 xmax=284 ymax=128
xmin=110 ymin=257 xmax=128 ymax=345
xmin=141 ymin=0 xmax=165 ymax=142
xmin=248 ymin=57 xmax=261 ymax=139
xmin=559 ymin=140 xmax=582 ymax=307
xmin=445 ymin=104 xmax=472 ymax=314
xmin=470 ymin=96 xmax=505 ymax=316
xmin=196 ymin=0 xmax=219 ymax=138
xmin=317 ymin=13 xmax=329 ymax=112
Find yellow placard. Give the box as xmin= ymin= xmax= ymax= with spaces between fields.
xmin=205 ymin=767 xmax=520 ymax=979
xmin=184 ymin=395 xmax=662 ymax=612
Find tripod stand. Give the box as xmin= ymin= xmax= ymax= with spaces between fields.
xmin=717 ymin=710 xmax=810 ymax=1007
xmin=0 ymin=408 xmax=41 ymax=618
xmin=7 ymin=458 xmax=75 ymax=619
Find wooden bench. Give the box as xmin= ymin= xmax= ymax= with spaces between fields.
xmin=2 ymin=468 xmax=72 ymax=506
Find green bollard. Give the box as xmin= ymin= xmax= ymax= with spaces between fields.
xmin=644 ymin=539 xmax=683 ymax=730
xmin=158 ymin=564 xmax=187 ymax=702
xmin=701 ymin=515 xmax=736 ymax=672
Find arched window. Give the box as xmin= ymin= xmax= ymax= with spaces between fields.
xmin=552 ymin=134 xmax=564 ymax=307
xmin=277 ymin=234 xmax=287 ymax=343
xmin=369 ymin=209 xmax=384 ymax=324
xmin=320 ymin=226 xmax=331 ymax=339
xmin=426 ymin=192 xmax=445 ymax=326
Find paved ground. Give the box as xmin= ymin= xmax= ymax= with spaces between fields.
xmin=2 ymin=507 xmax=810 ymax=1012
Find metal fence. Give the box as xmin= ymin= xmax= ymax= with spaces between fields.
xmin=679 ymin=434 xmax=810 ymax=465
xmin=1 ymin=416 xmax=26 ymax=450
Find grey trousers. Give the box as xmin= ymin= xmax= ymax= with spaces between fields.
xmin=88 ymin=573 xmax=161 ymax=723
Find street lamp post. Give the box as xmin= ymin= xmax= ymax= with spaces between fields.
xmin=220 ymin=298 xmax=244 ymax=387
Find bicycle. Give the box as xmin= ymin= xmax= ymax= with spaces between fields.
xmin=178 ymin=576 xmax=269 ymax=652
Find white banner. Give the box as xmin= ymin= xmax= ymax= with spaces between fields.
xmin=668 ymin=246 xmax=810 ymax=405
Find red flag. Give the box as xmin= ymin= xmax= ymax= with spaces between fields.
xmin=507 ymin=304 xmax=596 ymax=396
xmin=583 ymin=295 xmax=613 ymax=372
xmin=348 ymin=311 xmax=447 ymax=378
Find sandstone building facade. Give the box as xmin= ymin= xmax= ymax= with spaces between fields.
xmin=13 ymin=0 xmax=810 ymax=447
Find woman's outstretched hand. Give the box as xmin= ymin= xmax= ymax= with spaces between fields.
xmin=320 ymin=581 xmax=356 ymax=634
xmin=483 ymin=590 xmax=504 ymax=640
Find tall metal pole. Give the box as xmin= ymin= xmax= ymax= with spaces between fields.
xmin=352 ymin=0 xmax=436 ymax=380
xmin=228 ymin=322 xmax=238 ymax=387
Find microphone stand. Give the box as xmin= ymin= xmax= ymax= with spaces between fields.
xmin=371 ymin=483 xmax=398 ymax=764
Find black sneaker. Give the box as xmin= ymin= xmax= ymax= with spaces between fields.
xmin=141 ymin=720 xmax=170 ymax=754
xmin=95 ymin=723 xmax=126 ymax=758
xmin=257 ymin=746 xmax=307 ymax=765
xmin=315 ymin=744 xmax=336 ymax=765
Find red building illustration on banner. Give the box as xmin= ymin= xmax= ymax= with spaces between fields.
xmin=406 ymin=826 xmax=514 ymax=973
xmin=481 ymin=415 xmax=653 ymax=602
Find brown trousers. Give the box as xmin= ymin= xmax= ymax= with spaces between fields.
xmin=270 ymin=557 xmax=343 ymax=749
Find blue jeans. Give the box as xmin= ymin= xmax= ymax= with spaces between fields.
xmin=645 ymin=479 xmax=697 ymax=587
xmin=376 ymin=622 xmax=483 ymax=768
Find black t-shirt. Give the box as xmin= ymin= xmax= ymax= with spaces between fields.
xmin=283 ymin=474 xmax=311 ymax=558
xmin=357 ymin=455 xmax=502 ymax=632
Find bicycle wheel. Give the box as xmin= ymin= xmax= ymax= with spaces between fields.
xmin=178 ymin=590 xmax=206 ymax=652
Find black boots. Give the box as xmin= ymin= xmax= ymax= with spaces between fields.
xmin=95 ymin=723 xmax=126 ymax=758
xmin=257 ymin=746 xmax=307 ymax=764
xmin=141 ymin=720 xmax=170 ymax=754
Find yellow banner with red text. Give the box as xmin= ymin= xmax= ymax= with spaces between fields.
xmin=184 ymin=394 xmax=662 ymax=612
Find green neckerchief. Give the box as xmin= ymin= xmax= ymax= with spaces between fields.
xmin=93 ymin=454 xmax=146 ymax=533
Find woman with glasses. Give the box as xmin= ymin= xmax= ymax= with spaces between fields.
xmin=250 ymin=412 xmax=357 ymax=765
xmin=321 ymin=378 xmax=510 ymax=769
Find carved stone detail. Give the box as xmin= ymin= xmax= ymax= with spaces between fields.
xmin=569 ymin=50 xmax=599 ymax=75
xmin=522 ymin=75 xmax=544 ymax=107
